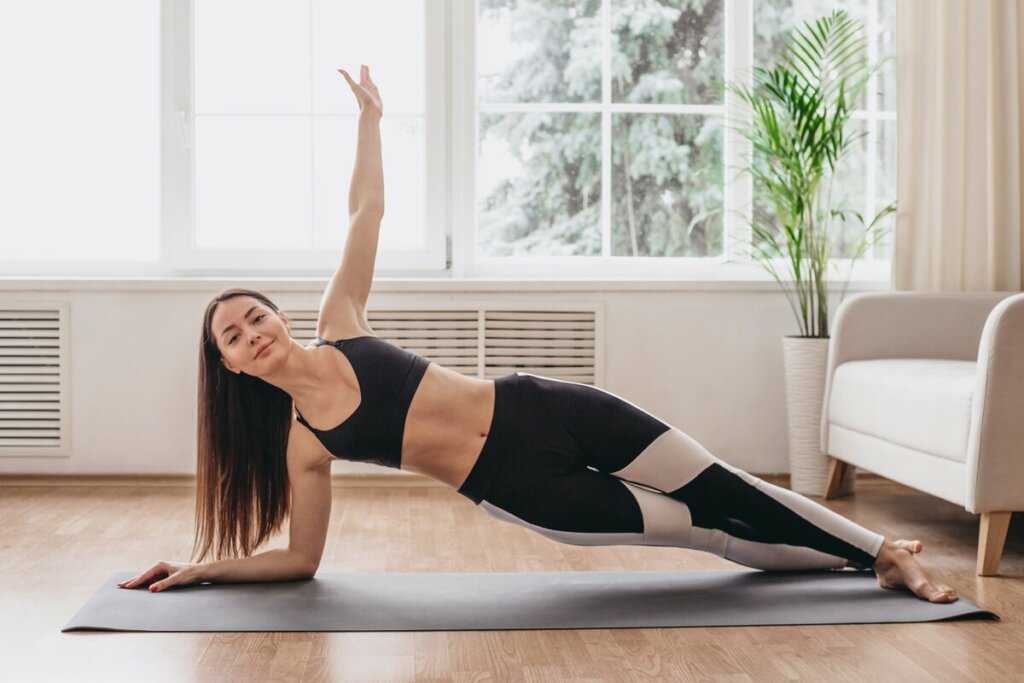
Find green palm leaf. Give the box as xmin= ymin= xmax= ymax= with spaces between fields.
xmin=724 ymin=8 xmax=892 ymax=338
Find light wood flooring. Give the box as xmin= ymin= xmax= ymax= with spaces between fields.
xmin=1 ymin=472 xmax=1021 ymax=682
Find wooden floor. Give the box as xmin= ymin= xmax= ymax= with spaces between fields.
xmin=2 ymin=472 xmax=1021 ymax=682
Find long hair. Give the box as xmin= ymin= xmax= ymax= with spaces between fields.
xmin=191 ymin=287 xmax=294 ymax=564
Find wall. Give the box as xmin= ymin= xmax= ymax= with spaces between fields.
xmin=0 ymin=278 xmax=889 ymax=477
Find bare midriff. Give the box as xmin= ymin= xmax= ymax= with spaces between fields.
xmin=296 ymin=342 xmax=496 ymax=490
xmin=399 ymin=363 xmax=496 ymax=491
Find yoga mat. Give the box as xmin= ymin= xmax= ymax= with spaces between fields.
xmin=63 ymin=569 xmax=998 ymax=632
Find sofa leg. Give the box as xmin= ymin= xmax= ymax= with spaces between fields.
xmin=977 ymin=512 xmax=1013 ymax=576
xmin=823 ymin=457 xmax=849 ymax=500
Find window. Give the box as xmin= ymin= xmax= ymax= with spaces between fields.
xmin=181 ymin=0 xmax=446 ymax=274
xmin=0 ymin=1 xmax=161 ymax=274
xmin=0 ymin=0 xmax=894 ymax=280
xmin=471 ymin=0 xmax=896 ymax=276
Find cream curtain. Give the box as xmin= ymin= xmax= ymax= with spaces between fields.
xmin=893 ymin=0 xmax=1024 ymax=291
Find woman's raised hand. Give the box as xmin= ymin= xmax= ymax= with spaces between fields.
xmin=338 ymin=64 xmax=383 ymax=118
xmin=117 ymin=560 xmax=207 ymax=592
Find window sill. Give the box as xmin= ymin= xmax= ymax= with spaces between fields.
xmin=0 ymin=275 xmax=892 ymax=293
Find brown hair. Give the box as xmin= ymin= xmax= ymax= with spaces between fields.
xmin=190 ymin=287 xmax=293 ymax=564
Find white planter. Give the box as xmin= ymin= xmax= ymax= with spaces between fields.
xmin=782 ymin=336 xmax=856 ymax=496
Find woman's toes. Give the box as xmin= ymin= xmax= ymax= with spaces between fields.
xmin=931 ymin=586 xmax=958 ymax=602
xmin=891 ymin=539 xmax=923 ymax=554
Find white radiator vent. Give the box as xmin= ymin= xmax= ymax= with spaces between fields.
xmin=0 ymin=303 xmax=69 ymax=457
xmin=282 ymin=306 xmax=599 ymax=384
xmin=483 ymin=310 xmax=596 ymax=382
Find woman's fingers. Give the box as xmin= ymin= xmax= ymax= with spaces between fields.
xmin=339 ymin=68 xmax=365 ymax=98
xmin=338 ymin=68 xmax=367 ymax=101
xmin=337 ymin=66 xmax=382 ymax=115
xmin=118 ymin=562 xmax=167 ymax=588
xmin=119 ymin=570 xmax=147 ymax=588
xmin=117 ymin=561 xmax=204 ymax=592
xmin=339 ymin=65 xmax=375 ymax=89
xmin=360 ymin=66 xmax=379 ymax=98
xmin=119 ymin=572 xmax=147 ymax=588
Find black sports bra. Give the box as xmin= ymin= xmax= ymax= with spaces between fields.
xmin=294 ymin=336 xmax=431 ymax=469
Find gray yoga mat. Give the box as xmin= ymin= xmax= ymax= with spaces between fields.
xmin=62 ymin=569 xmax=998 ymax=632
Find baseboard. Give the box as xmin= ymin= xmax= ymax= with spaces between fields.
xmin=0 ymin=472 xmax=441 ymax=488
xmin=0 ymin=471 xmax=890 ymax=488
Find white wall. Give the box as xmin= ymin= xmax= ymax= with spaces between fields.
xmin=0 ymin=278 xmax=889 ymax=477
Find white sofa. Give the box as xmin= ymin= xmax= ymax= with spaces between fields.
xmin=820 ymin=291 xmax=1024 ymax=576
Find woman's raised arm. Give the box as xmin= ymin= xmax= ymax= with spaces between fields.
xmin=339 ymin=65 xmax=384 ymax=216
xmin=319 ymin=65 xmax=385 ymax=320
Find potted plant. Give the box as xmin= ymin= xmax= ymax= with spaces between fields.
xmin=725 ymin=9 xmax=895 ymax=495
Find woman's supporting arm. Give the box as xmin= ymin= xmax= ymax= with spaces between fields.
xmin=203 ymin=548 xmax=315 ymax=583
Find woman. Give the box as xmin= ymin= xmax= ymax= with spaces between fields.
xmin=120 ymin=65 xmax=958 ymax=604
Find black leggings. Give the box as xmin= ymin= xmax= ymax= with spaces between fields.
xmin=457 ymin=372 xmax=884 ymax=570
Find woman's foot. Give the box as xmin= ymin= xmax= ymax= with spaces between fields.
xmin=847 ymin=539 xmax=922 ymax=569
xmin=872 ymin=538 xmax=959 ymax=603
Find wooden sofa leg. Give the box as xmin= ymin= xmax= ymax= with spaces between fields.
xmin=823 ymin=457 xmax=849 ymax=500
xmin=978 ymin=512 xmax=1013 ymax=576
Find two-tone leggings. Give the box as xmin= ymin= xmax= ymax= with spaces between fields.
xmin=457 ymin=372 xmax=885 ymax=570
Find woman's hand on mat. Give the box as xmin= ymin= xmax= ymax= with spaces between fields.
xmin=117 ymin=561 xmax=206 ymax=592
xmin=338 ymin=64 xmax=382 ymax=118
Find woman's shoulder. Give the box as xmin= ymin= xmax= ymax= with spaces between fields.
xmin=311 ymin=325 xmax=378 ymax=344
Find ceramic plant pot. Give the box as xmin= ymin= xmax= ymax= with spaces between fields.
xmin=782 ymin=336 xmax=856 ymax=496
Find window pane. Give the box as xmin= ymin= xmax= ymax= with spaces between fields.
xmin=194 ymin=2 xmax=430 ymax=259
xmin=312 ymin=0 xmax=425 ymax=116
xmin=878 ymin=0 xmax=896 ymax=112
xmin=611 ymin=0 xmax=724 ymax=104
xmin=829 ymin=120 xmax=868 ymax=258
xmin=0 ymin=0 xmax=159 ymax=264
xmin=753 ymin=0 xmax=869 ymax=111
xmin=478 ymin=113 xmax=601 ymax=255
xmin=751 ymin=120 xmax=867 ymax=260
xmin=195 ymin=0 xmax=310 ymax=115
xmin=194 ymin=117 xmax=311 ymax=249
xmin=313 ymin=116 xmax=426 ymax=251
xmin=874 ymin=119 xmax=896 ymax=259
xmin=478 ymin=0 xmax=601 ymax=103
xmin=612 ymin=114 xmax=723 ymax=256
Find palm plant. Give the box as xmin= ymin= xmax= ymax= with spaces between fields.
xmin=726 ymin=9 xmax=895 ymax=338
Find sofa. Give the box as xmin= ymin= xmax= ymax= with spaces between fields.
xmin=820 ymin=291 xmax=1023 ymax=575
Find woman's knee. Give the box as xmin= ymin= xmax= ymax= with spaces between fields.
xmin=608 ymin=427 xmax=721 ymax=493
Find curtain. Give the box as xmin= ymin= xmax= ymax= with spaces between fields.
xmin=893 ymin=0 xmax=1024 ymax=291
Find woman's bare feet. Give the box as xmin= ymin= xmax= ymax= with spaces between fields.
xmin=872 ymin=538 xmax=959 ymax=603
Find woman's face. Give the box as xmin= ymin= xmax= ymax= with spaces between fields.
xmin=211 ymin=296 xmax=291 ymax=374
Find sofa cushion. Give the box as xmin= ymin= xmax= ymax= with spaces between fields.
xmin=828 ymin=359 xmax=977 ymax=463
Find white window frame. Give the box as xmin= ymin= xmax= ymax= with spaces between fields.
xmin=453 ymin=0 xmax=894 ymax=281
xmin=164 ymin=0 xmax=447 ymax=277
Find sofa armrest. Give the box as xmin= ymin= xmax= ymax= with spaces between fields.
xmin=820 ymin=291 xmax=1017 ymax=453
xmin=965 ymin=292 xmax=1024 ymax=513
